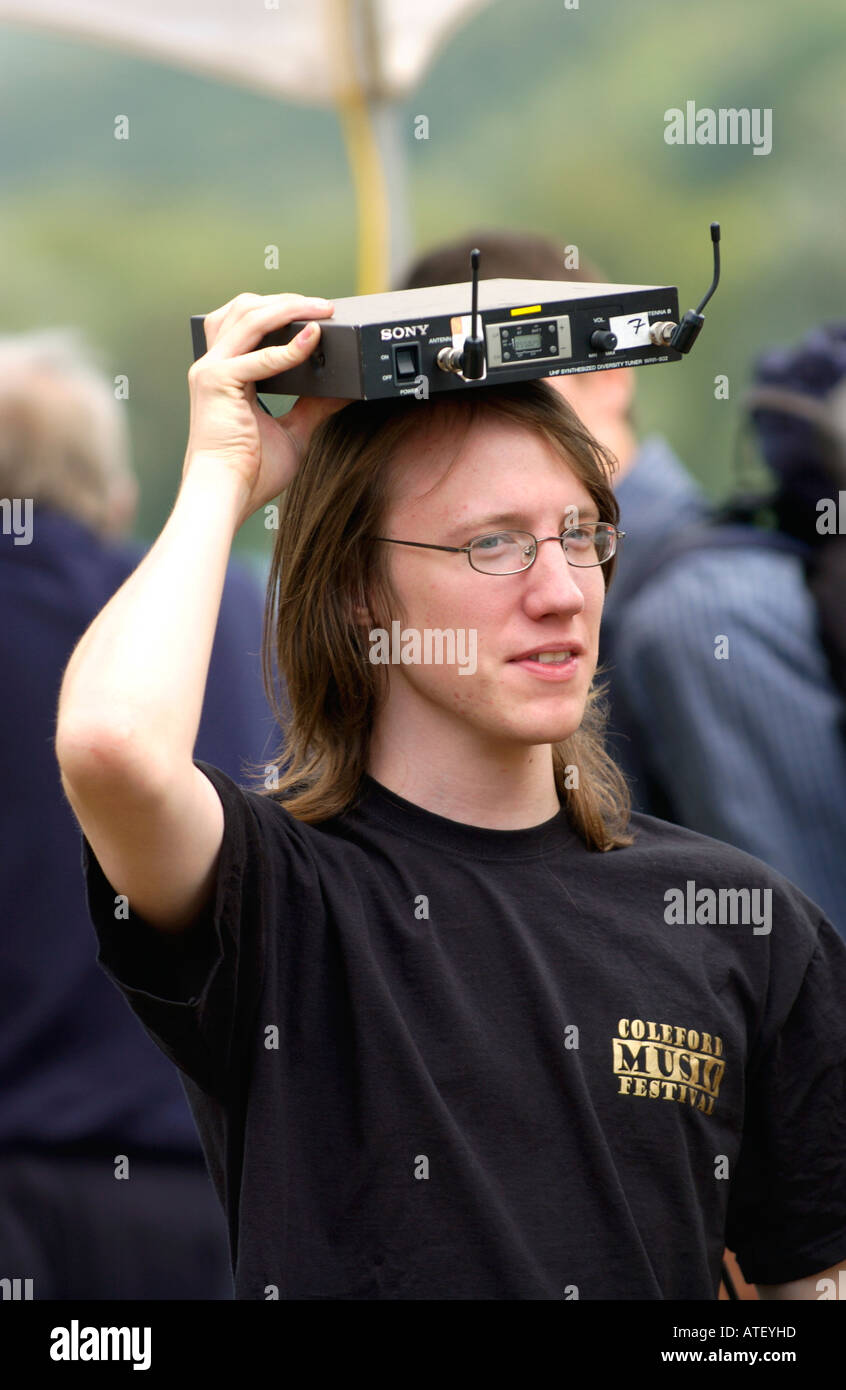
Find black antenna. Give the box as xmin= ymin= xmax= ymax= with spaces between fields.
xmin=696 ymin=222 xmax=721 ymax=313
xmin=670 ymin=222 xmax=721 ymax=354
xmin=461 ymin=248 xmax=485 ymax=379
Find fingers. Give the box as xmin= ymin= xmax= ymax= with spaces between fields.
xmin=202 ymin=293 xmax=334 ymax=355
xmin=202 ymin=292 xmax=261 ymax=350
xmin=211 ymin=320 xmax=327 ymax=388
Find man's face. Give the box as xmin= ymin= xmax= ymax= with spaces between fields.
xmin=369 ymin=414 xmax=606 ymax=754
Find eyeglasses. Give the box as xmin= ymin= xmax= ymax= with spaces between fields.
xmin=374 ymin=523 xmax=625 ymax=574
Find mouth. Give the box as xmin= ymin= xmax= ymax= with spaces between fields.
xmin=508 ymin=646 xmax=583 ymax=681
xmin=509 ymin=641 xmax=585 ymax=662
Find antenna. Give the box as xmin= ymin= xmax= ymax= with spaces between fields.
xmin=436 ymin=247 xmax=487 ymax=379
xmin=669 ymin=222 xmax=721 ymax=354
xmin=461 ymin=248 xmax=485 ymax=379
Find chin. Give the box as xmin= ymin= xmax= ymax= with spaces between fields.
xmin=528 ymin=720 xmax=582 ymax=745
xmin=510 ymin=696 xmax=587 ymax=742
xmin=478 ymin=710 xmax=584 ymax=747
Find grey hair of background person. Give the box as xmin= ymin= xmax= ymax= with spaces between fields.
xmin=0 ymin=327 xmax=137 ymax=538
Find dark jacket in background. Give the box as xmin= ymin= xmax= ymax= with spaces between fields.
xmin=0 ymin=504 xmax=277 ymax=1297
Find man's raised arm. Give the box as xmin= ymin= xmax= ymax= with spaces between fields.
xmin=56 ymin=292 xmax=344 ymax=932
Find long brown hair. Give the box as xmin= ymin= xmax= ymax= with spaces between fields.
xmin=248 ymin=379 xmax=634 ymax=851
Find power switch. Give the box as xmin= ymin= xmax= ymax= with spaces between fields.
xmin=393 ymin=343 xmax=421 ymax=383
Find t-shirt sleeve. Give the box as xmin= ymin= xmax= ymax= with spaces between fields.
xmin=726 ymin=915 xmax=846 ymax=1285
xmin=80 ymin=758 xmax=279 ymax=1101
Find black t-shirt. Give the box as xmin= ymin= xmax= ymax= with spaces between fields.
xmin=81 ymin=759 xmax=846 ymax=1299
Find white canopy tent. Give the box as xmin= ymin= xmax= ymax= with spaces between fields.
xmin=0 ymin=0 xmax=494 ymax=289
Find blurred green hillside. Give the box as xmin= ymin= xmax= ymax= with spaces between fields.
xmin=2 ymin=0 xmax=845 ymax=553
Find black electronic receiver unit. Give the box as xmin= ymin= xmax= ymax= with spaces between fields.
xmin=190 ymin=224 xmax=720 ymax=401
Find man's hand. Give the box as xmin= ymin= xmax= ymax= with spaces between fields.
xmin=186 ymin=291 xmax=352 ymax=529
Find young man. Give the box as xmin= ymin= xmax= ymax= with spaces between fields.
xmin=56 ymin=291 xmax=846 ymax=1300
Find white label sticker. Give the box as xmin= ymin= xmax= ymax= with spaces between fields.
xmin=608 ymin=312 xmax=651 ymax=350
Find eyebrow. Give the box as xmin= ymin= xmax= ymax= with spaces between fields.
xmin=446 ymin=506 xmax=601 ymax=540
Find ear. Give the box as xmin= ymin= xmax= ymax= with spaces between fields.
xmin=103 ymin=471 xmax=139 ymax=537
xmin=349 ymin=586 xmax=374 ymax=628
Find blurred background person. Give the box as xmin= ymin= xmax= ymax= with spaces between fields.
xmin=610 ymin=321 xmax=846 ymax=940
xmin=397 ymin=231 xmax=846 ymax=943
xmin=0 ymin=327 xmax=279 ymax=1298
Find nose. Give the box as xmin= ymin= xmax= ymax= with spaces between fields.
xmin=521 ymin=536 xmax=588 ymax=617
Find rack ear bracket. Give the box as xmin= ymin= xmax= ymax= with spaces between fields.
xmin=190 ymin=224 xmax=721 ymax=401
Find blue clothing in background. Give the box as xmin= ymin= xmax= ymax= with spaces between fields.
xmin=600 ymin=437 xmax=846 ymax=939
xmin=0 ymin=505 xmax=278 ymax=1156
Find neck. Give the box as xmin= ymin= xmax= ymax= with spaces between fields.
xmin=366 ymin=703 xmax=562 ymax=829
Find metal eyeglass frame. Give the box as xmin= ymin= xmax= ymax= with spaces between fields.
xmin=373 ymin=523 xmax=625 ymax=574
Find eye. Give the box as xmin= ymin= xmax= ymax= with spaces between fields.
xmin=473 ymin=532 xmax=515 ymax=551
xmin=565 ymin=526 xmax=595 ymax=546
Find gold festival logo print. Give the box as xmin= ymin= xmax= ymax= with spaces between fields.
xmin=612 ymin=1017 xmax=725 ymax=1115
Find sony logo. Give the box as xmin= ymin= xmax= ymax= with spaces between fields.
xmin=380 ymin=324 xmax=430 ymax=340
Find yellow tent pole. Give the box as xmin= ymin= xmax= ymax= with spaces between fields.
xmin=330 ymin=0 xmax=391 ymax=294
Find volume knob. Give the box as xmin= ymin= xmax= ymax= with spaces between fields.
xmin=590 ymin=329 xmax=618 ymax=353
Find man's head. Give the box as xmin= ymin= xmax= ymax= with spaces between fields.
xmin=258 ymin=379 xmax=632 ymax=851
xmin=0 ymin=328 xmax=137 ymax=538
xmin=396 ymin=228 xmax=638 ymax=479
xmin=357 ymin=406 xmax=608 ymax=752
